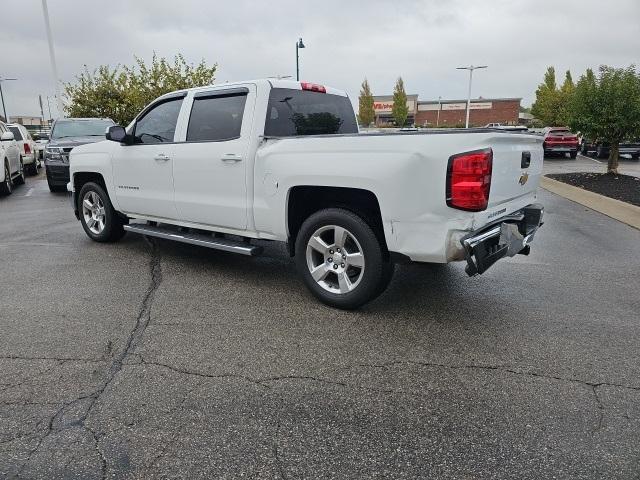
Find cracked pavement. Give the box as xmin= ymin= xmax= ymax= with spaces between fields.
xmin=1 ymin=172 xmax=639 ymax=479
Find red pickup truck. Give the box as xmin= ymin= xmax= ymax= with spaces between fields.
xmin=542 ymin=127 xmax=579 ymax=159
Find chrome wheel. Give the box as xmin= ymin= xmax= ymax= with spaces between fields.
xmin=82 ymin=191 xmax=106 ymax=235
xmin=305 ymin=225 xmax=365 ymax=294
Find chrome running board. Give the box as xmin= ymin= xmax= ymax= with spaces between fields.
xmin=124 ymin=223 xmax=263 ymax=256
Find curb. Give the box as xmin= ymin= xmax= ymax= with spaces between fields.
xmin=540 ymin=176 xmax=640 ymax=230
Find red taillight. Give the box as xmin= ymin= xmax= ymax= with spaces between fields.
xmin=446 ymin=148 xmax=493 ymax=212
xmin=24 ymin=143 xmax=31 ymax=154
xmin=301 ymin=82 xmax=326 ymax=93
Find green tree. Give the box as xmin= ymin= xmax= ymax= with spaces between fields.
xmin=531 ymin=66 xmax=561 ymax=126
xmin=358 ymin=78 xmax=375 ymax=127
xmin=569 ymin=65 xmax=640 ymax=173
xmin=557 ymin=70 xmax=575 ymax=125
xmin=64 ymin=53 xmax=217 ymax=125
xmin=392 ymin=77 xmax=409 ymax=127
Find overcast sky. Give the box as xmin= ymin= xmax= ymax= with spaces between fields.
xmin=2 ymin=0 xmax=639 ymax=119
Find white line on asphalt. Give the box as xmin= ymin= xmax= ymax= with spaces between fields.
xmin=579 ymin=153 xmax=602 ymax=164
xmin=25 ymin=188 xmax=34 ymax=197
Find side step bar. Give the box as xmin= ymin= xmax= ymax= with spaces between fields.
xmin=123 ymin=223 xmax=263 ymax=256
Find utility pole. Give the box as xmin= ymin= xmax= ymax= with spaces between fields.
xmin=41 ymin=0 xmax=64 ymax=118
xmin=0 ymin=77 xmax=17 ymax=123
xmin=39 ymin=95 xmax=45 ymax=125
xmin=46 ymin=96 xmax=52 ymax=127
xmin=436 ymin=96 xmax=442 ymax=127
xmin=456 ymin=65 xmax=487 ymax=128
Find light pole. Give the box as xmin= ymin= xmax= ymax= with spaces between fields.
xmin=0 ymin=77 xmax=17 ymax=123
xmin=296 ymin=38 xmax=305 ymax=81
xmin=456 ymin=65 xmax=487 ymax=128
xmin=436 ymin=95 xmax=442 ymax=127
xmin=41 ymin=0 xmax=64 ymax=118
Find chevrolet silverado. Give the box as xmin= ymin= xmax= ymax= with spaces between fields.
xmin=68 ymin=79 xmax=544 ymax=309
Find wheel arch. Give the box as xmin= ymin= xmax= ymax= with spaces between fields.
xmin=72 ymin=172 xmax=109 ymax=219
xmin=286 ymin=185 xmax=388 ymax=258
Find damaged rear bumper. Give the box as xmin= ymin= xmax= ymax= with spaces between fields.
xmin=462 ymin=204 xmax=544 ymax=276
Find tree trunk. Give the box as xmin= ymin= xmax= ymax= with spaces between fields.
xmin=607 ymin=141 xmax=619 ymax=174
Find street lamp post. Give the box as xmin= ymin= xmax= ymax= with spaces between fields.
xmin=296 ymin=38 xmax=305 ymax=81
xmin=436 ymin=95 xmax=442 ymax=127
xmin=41 ymin=0 xmax=64 ymax=118
xmin=456 ymin=65 xmax=487 ymax=128
xmin=0 ymin=77 xmax=17 ymax=122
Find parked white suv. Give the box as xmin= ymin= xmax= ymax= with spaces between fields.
xmin=0 ymin=121 xmax=25 ymax=195
xmin=8 ymin=123 xmax=40 ymax=175
xmin=69 ymin=79 xmax=544 ymax=309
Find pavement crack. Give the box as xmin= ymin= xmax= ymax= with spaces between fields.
xmin=334 ymin=360 xmax=640 ymax=393
xmin=591 ymin=385 xmax=605 ymax=434
xmin=15 ymin=237 xmax=163 ymax=479
xmin=272 ymin=417 xmax=288 ymax=480
xmin=146 ymin=380 xmax=200 ymax=471
xmin=0 ymin=355 xmax=103 ymax=363
xmin=140 ymin=357 xmax=270 ymax=390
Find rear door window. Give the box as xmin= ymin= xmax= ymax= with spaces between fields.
xmin=8 ymin=126 xmax=23 ymax=141
xmin=264 ymin=88 xmax=358 ymax=136
xmin=186 ymin=92 xmax=247 ymax=142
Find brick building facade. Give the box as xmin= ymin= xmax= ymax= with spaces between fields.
xmin=371 ymin=95 xmax=521 ymax=127
xmin=415 ymin=98 xmax=521 ymax=127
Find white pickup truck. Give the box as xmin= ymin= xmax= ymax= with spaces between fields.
xmin=69 ymin=79 xmax=544 ymax=309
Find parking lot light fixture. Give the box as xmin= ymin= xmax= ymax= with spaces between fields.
xmin=456 ymin=65 xmax=488 ymax=128
xmin=296 ymin=38 xmax=305 ymax=81
xmin=41 ymin=0 xmax=64 ymax=118
xmin=0 ymin=77 xmax=17 ymax=122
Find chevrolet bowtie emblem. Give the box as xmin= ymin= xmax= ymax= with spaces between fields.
xmin=519 ymin=172 xmax=529 ymax=186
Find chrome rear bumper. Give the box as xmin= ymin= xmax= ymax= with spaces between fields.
xmin=462 ymin=204 xmax=544 ymax=276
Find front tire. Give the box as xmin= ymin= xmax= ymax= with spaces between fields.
xmin=295 ymin=208 xmax=392 ymax=309
xmin=78 ymin=182 xmax=126 ymax=242
xmin=47 ymin=178 xmax=66 ymax=192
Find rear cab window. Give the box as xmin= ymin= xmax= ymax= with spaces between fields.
xmin=8 ymin=126 xmax=23 ymax=141
xmin=264 ymin=88 xmax=358 ymax=137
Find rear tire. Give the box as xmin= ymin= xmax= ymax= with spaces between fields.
xmin=28 ymin=161 xmax=38 ymax=176
xmin=295 ymin=208 xmax=392 ymax=310
xmin=569 ymin=151 xmax=577 ymax=159
xmin=581 ymin=142 xmax=589 ymax=155
xmin=78 ymin=182 xmax=126 ymax=242
xmin=14 ymin=158 xmax=25 ymax=185
xmin=596 ymin=145 xmax=607 ymax=159
xmin=0 ymin=160 xmax=12 ymax=196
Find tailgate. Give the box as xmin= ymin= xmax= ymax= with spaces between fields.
xmin=482 ymin=134 xmax=543 ymax=218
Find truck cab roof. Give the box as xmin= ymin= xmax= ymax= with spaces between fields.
xmin=159 ymin=79 xmax=349 ymax=100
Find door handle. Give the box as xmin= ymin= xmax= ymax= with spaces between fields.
xmin=221 ymin=154 xmax=242 ymax=163
xmin=154 ymin=154 xmax=170 ymax=162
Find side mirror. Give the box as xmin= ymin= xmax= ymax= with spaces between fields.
xmin=1 ymin=132 xmax=15 ymax=142
xmin=106 ymin=125 xmax=133 ymax=144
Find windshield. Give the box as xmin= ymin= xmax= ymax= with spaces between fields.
xmin=51 ymin=119 xmax=114 ymax=139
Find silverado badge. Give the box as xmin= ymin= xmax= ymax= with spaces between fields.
xmin=518 ymin=172 xmax=529 ymax=186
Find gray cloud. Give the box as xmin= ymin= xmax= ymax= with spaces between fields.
xmin=1 ymin=0 xmax=639 ymax=118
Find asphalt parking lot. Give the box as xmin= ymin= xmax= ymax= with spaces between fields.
xmin=1 ymin=169 xmax=639 ymax=479
xmin=543 ymin=152 xmax=640 ymax=178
